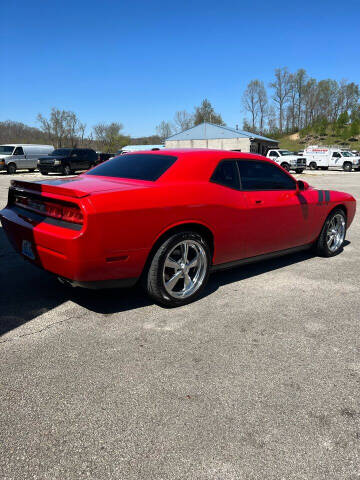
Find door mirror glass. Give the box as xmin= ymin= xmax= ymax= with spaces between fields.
xmin=297 ymin=180 xmax=309 ymax=191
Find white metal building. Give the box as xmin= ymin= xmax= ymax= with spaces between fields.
xmin=165 ymin=122 xmax=278 ymax=155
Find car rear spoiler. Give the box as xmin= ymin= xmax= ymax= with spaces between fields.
xmin=10 ymin=180 xmax=90 ymax=199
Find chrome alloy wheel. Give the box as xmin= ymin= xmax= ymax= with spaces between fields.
xmin=162 ymin=240 xmax=207 ymax=299
xmin=326 ymin=213 xmax=346 ymax=252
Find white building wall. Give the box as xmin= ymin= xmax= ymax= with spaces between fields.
xmin=165 ymin=137 xmax=251 ymax=151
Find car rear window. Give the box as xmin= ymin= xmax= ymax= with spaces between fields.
xmin=86 ymin=153 xmax=177 ymax=181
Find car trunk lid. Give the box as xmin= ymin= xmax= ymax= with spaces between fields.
xmin=10 ymin=176 xmax=153 ymax=199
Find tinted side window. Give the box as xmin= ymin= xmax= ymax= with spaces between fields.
xmin=210 ymin=160 xmax=240 ymax=190
xmin=14 ymin=147 xmax=24 ymax=155
xmin=86 ymin=154 xmax=177 ymax=181
xmin=238 ymin=160 xmax=296 ymax=191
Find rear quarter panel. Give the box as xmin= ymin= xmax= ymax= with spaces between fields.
xmin=88 ymin=181 xmax=250 ymax=268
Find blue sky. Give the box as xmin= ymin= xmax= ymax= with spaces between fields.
xmin=1 ymin=0 xmax=360 ymax=137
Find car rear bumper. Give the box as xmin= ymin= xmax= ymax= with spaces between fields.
xmin=0 ymin=206 xmax=145 ymax=286
xmin=38 ymin=164 xmax=62 ymax=173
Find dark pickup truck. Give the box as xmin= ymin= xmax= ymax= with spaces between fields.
xmin=38 ymin=148 xmax=97 ymax=175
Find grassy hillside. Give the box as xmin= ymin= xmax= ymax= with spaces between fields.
xmin=278 ymin=132 xmax=360 ymax=153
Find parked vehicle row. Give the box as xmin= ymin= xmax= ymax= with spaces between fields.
xmin=266 ymin=146 xmax=360 ymax=172
xmin=0 ymin=144 xmax=101 ymax=175
xmin=0 ymin=149 xmax=356 ymax=306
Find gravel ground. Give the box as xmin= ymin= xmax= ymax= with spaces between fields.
xmin=0 ymin=169 xmax=360 ymax=480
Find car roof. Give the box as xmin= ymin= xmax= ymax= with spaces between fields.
xmin=0 ymin=144 xmax=53 ymax=147
xmin=124 ymin=148 xmax=270 ymax=183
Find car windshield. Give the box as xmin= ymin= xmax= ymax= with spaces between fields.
xmin=86 ymin=153 xmax=177 ymax=181
xmin=0 ymin=146 xmax=15 ymax=154
xmin=51 ymin=149 xmax=72 ymax=156
xmin=278 ymin=150 xmax=293 ymax=156
xmin=341 ymin=151 xmax=352 ymax=157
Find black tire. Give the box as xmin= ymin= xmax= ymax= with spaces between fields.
xmin=62 ymin=165 xmax=72 ymax=176
xmin=6 ymin=163 xmax=16 ymax=175
xmin=309 ymin=162 xmax=317 ymax=170
xmin=315 ymin=208 xmax=347 ymax=257
xmin=28 ymin=168 xmax=35 ymax=173
xmin=40 ymin=170 xmax=48 ymax=175
xmin=295 ymin=168 xmax=304 ymax=174
xmin=343 ymin=162 xmax=352 ymax=172
xmin=144 ymin=231 xmax=211 ymax=307
xmin=281 ymin=163 xmax=290 ymax=172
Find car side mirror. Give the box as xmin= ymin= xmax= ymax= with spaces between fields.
xmin=297 ymin=180 xmax=309 ymax=191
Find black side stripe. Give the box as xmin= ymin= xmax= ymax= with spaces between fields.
xmin=324 ymin=190 xmax=330 ymax=202
xmin=318 ymin=190 xmax=324 ymax=203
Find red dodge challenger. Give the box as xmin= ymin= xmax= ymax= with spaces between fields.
xmin=0 ymin=149 xmax=356 ymax=306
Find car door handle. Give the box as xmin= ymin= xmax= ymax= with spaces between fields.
xmin=255 ymin=200 xmax=263 ymax=204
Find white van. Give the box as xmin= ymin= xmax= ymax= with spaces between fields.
xmin=304 ymin=146 xmax=360 ymax=172
xmin=0 ymin=144 xmax=54 ymax=174
xmin=117 ymin=144 xmax=165 ymax=155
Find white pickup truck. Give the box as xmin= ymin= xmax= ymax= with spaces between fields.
xmin=266 ymin=149 xmax=306 ymax=173
xmin=303 ymin=146 xmax=360 ymax=172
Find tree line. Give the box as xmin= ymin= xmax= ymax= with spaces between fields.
xmin=0 ymin=109 xmax=162 ymax=153
xmin=241 ymin=67 xmax=360 ymax=137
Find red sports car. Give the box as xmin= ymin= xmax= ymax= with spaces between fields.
xmin=0 ymin=149 xmax=356 ymax=306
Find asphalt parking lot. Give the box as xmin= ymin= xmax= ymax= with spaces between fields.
xmin=1 ymin=170 xmax=360 ymax=480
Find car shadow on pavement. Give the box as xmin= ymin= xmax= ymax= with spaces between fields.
xmin=0 ymin=227 xmax=153 ymax=336
xmin=0 ymin=222 xmax=350 ymax=336
xmin=75 ymin=241 xmax=348 ymax=314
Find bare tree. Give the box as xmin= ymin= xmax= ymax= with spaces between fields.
xmin=266 ymin=105 xmax=278 ymax=135
xmin=242 ymin=80 xmax=260 ymax=130
xmin=173 ymin=110 xmax=194 ymax=132
xmin=270 ymin=67 xmax=291 ymax=133
xmin=156 ymin=121 xmax=173 ymax=141
xmin=257 ymin=81 xmax=268 ymax=134
xmin=293 ymin=69 xmax=307 ymax=129
xmin=78 ymin=123 xmax=86 ymax=145
xmin=92 ymin=122 xmax=127 ymax=152
xmin=37 ymin=108 xmax=85 ymax=147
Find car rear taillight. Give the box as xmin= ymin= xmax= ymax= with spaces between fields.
xmin=13 ymin=191 xmax=83 ymax=225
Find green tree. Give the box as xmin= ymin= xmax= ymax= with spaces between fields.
xmin=313 ymin=117 xmax=328 ymax=136
xmin=349 ymin=119 xmax=360 ymax=137
xmin=193 ymin=99 xmax=224 ymax=125
xmin=337 ymin=111 xmax=349 ymax=127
